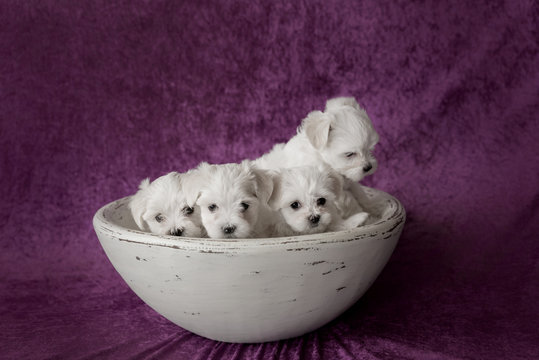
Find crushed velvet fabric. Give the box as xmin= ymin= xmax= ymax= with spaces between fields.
xmin=1 ymin=1 xmax=538 ymax=359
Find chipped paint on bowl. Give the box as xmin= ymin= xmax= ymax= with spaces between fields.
xmin=93 ymin=186 xmax=405 ymax=343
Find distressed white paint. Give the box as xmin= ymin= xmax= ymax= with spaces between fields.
xmin=93 ymin=187 xmax=405 ymax=343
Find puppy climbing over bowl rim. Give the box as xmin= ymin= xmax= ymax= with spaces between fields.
xmin=93 ymin=186 xmax=405 ymax=343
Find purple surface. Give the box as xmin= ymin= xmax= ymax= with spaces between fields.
xmin=1 ymin=1 xmax=538 ymax=359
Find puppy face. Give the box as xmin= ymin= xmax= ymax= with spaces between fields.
xmin=185 ymin=162 xmax=273 ymax=239
xmin=269 ymin=167 xmax=342 ymax=235
xmin=129 ymin=172 xmax=204 ymax=237
xmin=302 ymin=97 xmax=379 ymax=182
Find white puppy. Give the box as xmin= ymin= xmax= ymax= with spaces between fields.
xmin=255 ymin=97 xmax=379 ymax=181
xmin=129 ymin=172 xmax=205 ymax=237
xmin=269 ymin=166 xmax=369 ymax=236
xmin=184 ymin=161 xmax=276 ymax=239
xmin=255 ymin=97 xmax=379 ymax=215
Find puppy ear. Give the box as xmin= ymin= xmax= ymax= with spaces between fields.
xmin=267 ymin=171 xmax=282 ymax=210
xmin=325 ymin=97 xmax=361 ymax=111
xmin=301 ymin=110 xmax=332 ymax=149
xmin=251 ymin=166 xmax=275 ymax=205
xmin=129 ymin=178 xmax=151 ymax=231
xmin=240 ymin=160 xmax=274 ymax=204
xmin=182 ymin=167 xmax=206 ymax=207
xmin=327 ymin=170 xmax=344 ymax=200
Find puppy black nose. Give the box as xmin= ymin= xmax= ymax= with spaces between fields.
xmin=309 ymin=215 xmax=320 ymax=224
xmin=170 ymin=228 xmax=183 ymax=236
xmin=363 ymin=163 xmax=373 ymax=172
xmin=223 ymin=225 xmax=236 ymax=234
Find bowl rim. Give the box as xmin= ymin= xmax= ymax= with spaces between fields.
xmin=93 ymin=186 xmax=405 ymax=251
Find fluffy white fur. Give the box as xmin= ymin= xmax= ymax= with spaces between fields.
xmin=129 ymin=172 xmax=205 ymax=237
xmin=269 ymin=166 xmax=369 ymax=236
xmin=255 ymin=97 xmax=379 ymax=182
xmin=183 ymin=161 xmax=276 ymax=239
xmin=255 ymin=96 xmax=379 ymax=215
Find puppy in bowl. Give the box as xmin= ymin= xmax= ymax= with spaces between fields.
xmin=129 ymin=172 xmax=205 ymax=237
xmin=254 ymin=97 xmax=380 ymax=215
xmin=269 ymin=166 xmax=369 ymax=237
xmin=184 ymin=161 xmax=276 ymax=239
xmin=255 ymin=97 xmax=379 ymax=182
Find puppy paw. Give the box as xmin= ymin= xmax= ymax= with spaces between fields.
xmin=331 ymin=212 xmax=369 ymax=231
xmin=344 ymin=212 xmax=369 ymax=228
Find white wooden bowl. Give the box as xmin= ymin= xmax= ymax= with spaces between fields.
xmin=93 ymin=187 xmax=405 ymax=343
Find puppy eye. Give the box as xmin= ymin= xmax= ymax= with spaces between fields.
xmin=317 ymin=198 xmax=326 ymax=206
xmin=155 ymin=214 xmax=165 ymax=223
xmin=345 ymin=152 xmax=356 ymax=158
xmin=290 ymin=201 xmax=301 ymax=210
xmin=208 ymin=204 xmax=218 ymax=212
xmin=183 ymin=206 xmax=194 ymax=215
xmin=240 ymin=202 xmax=249 ymax=212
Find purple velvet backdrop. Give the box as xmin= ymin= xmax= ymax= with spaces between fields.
xmin=1 ymin=1 xmax=538 ymax=359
